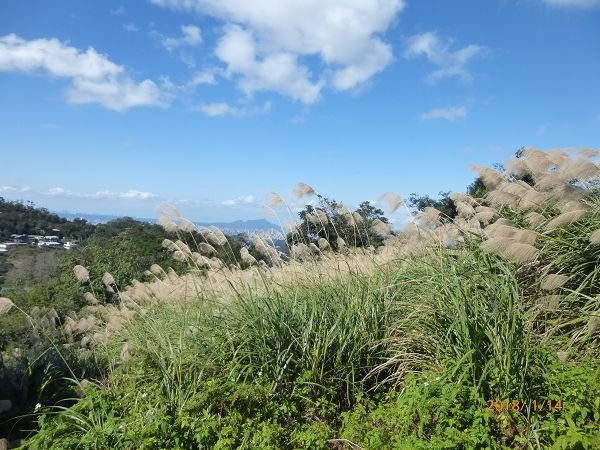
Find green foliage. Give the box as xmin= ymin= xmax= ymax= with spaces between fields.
xmin=288 ymin=196 xmax=390 ymax=249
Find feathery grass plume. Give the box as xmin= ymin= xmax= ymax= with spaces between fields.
xmin=102 ymin=272 xmax=116 ymax=289
xmin=201 ymin=227 xmax=227 ymax=247
xmin=156 ymin=202 xmax=182 ymax=218
xmin=83 ymin=292 xmax=99 ymax=305
xmin=150 ymin=264 xmax=165 ymax=275
xmin=590 ymin=229 xmax=600 ymax=245
xmin=502 ymin=242 xmax=539 ymax=264
xmin=575 ymin=147 xmax=600 ymax=158
xmin=378 ymin=192 xmax=404 ymax=212
xmin=0 ymin=297 xmax=14 ymax=316
xmin=481 ymin=238 xmax=539 ymax=263
xmin=561 ymin=200 xmax=588 ymax=213
xmin=307 ymin=211 xmax=329 ymax=225
xmin=352 ymin=211 xmax=365 ymax=225
xmin=370 ymin=219 xmax=392 ymax=237
xmin=252 ymin=236 xmax=282 ymax=266
xmin=456 ymin=201 xmax=476 ymax=219
xmin=293 ymin=182 xmax=317 ymax=198
xmin=526 ymin=212 xmax=546 ymax=227
xmin=73 ymin=265 xmax=90 ymax=284
xmin=208 ymin=257 xmax=224 ymax=271
xmin=158 ymin=215 xmax=178 ymax=233
xmin=120 ymin=341 xmax=135 ymax=362
xmin=336 ymin=237 xmax=346 ymax=250
xmin=546 ymin=210 xmax=588 ymax=230
xmin=191 ymin=252 xmax=210 ymax=268
xmin=268 ymin=191 xmax=287 ymax=206
xmin=240 ymin=247 xmax=257 ymax=266
xmin=172 ymin=250 xmax=186 ymax=262
xmin=162 ymin=238 xmax=178 ymax=252
xmin=541 ymin=274 xmax=569 ymax=291
xmin=559 ymin=157 xmax=600 ymax=181
xmin=174 ymin=239 xmax=192 ymax=256
xmin=519 ymin=189 xmax=550 ymax=210
xmin=548 ymin=183 xmax=586 ymax=203
xmin=309 ymin=243 xmax=320 ymax=254
xmin=77 ymin=316 xmax=97 ymax=333
xmin=499 ymin=181 xmax=529 ymax=197
xmin=487 ymin=189 xmax=519 ymax=208
xmin=416 ymin=207 xmax=442 ymax=228
xmin=485 ymin=224 xmax=537 ymax=245
xmin=291 ymin=243 xmax=312 ymax=261
xmin=470 ymin=164 xmax=505 ymax=189
xmin=449 ymin=192 xmax=477 ymax=205
xmin=179 ymin=218 xmax=196 ymax=233
xmin=198 ymin=242 xmax=217 ymax=256
xmin=546 ymin=149 xmax=570 ymax=167
xmin=475 ymin=211 xmax=496 ymax=226
xmin=317 ymin=237 xmax=330 ymax=251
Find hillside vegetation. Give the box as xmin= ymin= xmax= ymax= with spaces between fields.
xmin=1 ymin=147 xmax=599 ymax=449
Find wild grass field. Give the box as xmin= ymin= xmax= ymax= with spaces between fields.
xmin=1 ymin=147 xmax=599 ymax=449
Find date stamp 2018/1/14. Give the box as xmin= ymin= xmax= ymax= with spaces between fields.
xmin=486 ymin=399 xmax=564 ymax=414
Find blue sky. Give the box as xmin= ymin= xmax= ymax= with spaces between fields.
xmin=1 ymin=0 xmax=599 ymax=222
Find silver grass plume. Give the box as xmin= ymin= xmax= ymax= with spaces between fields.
xmin=172 ymin=250 xmax=186 ymax=262
xmin=179 ymin=218 xmax=196 ymax=233
xmin=73 ymin=265 xmax=90 ymax=284
xmin=470 ymin=164 xmax=505 ymax=189
xmin=590 ymin=229 xmax=600 ymax=245
xmin=174 ymin=240 xmax=192 ymax=256
xmin=293 ymin=182 xmax=317 ymax=198
xmin=268 ymin=191 xmax=287 ymax=206
xmin=150 ymin=264 xmax=165 ymax=275
xmin=291 ymin=243 xmax=312 ymax=261
xmin=83 ymin=292 xmax=99 ymax=305
xmin=0 ymin=297 xmax=14 ymax=316
xmin=541 ymin=274 xmax=569 ymax=291
xmin=526 ymin=212 xmax=546 ymax=227
xmin=546 ymin=210 xmax=588 ymax=230
xmin=417 ymin=207 xmax=442 ymax=228
xmin=587 ymin=312 xmax=600 ymax=335
xmin=456 ymin=201 xmax=476 ymax=219
xmin=317 ymin=238 xmax=330 ymax=251
xmin=309 ymin=243 xmax=320 ymax=254
xmin=240 ymin=247 xmax=257 ymax=266
xmin=378 ymin=192 xmax=404 ymax=212
xmin=158 ymin=216 xmax=178 ymax=233
xmin=162 ymin=239 xmax=178 ymax=252
xmin=336 ymin=237 xmax=346 ymax=250
xmin=102 ymin=272 xmax=116 ymax=289
xmin=198 ymin=242 xmax=217 ymax=256
xmin=370 ymin=219 xmax=393 ymax=237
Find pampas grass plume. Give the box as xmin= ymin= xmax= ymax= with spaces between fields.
xmin=541 ymin=274 xmax=569 ymax=291
xmin=293 ymin=182 xmax=316 ymax=198
xmin=0 ymin=297 xmax=15 ymax=316
xmin=378 ymin=192 xmax=404 ymax=213
xmin=73 ymin=265 xmax=90 ymax=284
xmin=590 ymin=229 xmax=600 ymax=245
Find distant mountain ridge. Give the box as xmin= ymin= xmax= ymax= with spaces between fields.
xmin=55 ymin=212 xmax=280 ymax=232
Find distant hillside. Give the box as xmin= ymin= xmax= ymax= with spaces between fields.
xmin=0 ymin=198 xmax=96 ymax=241
xmin=57 ymin=211 xmax=280 ymax=234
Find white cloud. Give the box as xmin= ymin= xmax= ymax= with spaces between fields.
xmin=1 ymin=185 xmax=31 ymax=194
xmin=189 ymin=68 xmax=219 ymax=85
xmin=123 ymin=22 xmax=140 ymax=32
xmin=150 ymin=0 xmax=405 ymax=102
xmin=542 ymin=0 xmax=600 ymax=7
xmin=221 ymin=195 xmax=256 ymax=206
xmin=110 ymin=6 xmax=126 ymax=15
xmin=194 ymin=100 xmax=271 ymax=118
xmin=421 ymin=105 xmax=467 ymax=122
xmin=0 ymin=34 xmax=164 ymax=111
xmin=161 ymin=24 xmax=202 ymax=51
xmin=405 ymin=31 xmax=484 ymax=83
xmin=44 ymin=187 xmax=157 ymax=200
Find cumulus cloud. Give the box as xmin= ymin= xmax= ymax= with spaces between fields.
xmin=405 ymin=31 xmax=483 ymax=83
xmin=542 ymin=0 xmax=600 ymax=7
xmin=0 ymin=34 xmax=164 ymax=111
xmin=221 ymin=195 xmax=256 ymax=206
xmin=161 ymin=24 xmax=202 ymax=51
xmin=421 ymin=105 xmax=467 ymax=122
xmin=194 ymin=100 xmax=271 ymax=118
xmin=1 ymin=185 xmax=31 ymax=194
xmin=150 ymin=0 xmax=405 ymax=102
xmin=123 ymin=22 xmax=140 ymax=32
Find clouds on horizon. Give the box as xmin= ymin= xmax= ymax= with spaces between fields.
xmin=542 ymin=0 xmax=600 ymax=7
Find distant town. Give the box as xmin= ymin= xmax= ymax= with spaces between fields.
xmin=0 ymin=229 xmax=77 ymax=253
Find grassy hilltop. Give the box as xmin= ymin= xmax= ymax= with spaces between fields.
xmin=1 ymin=147 xmax=599 ymax=449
